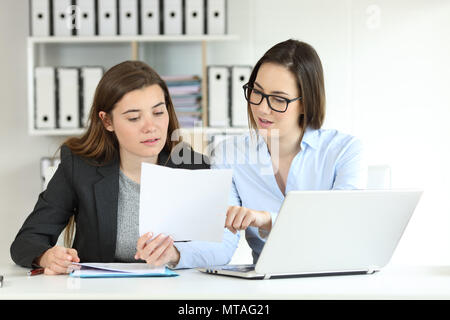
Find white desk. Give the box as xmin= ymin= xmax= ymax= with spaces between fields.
xmin=1 ymin=263 xmax=450 ymax=300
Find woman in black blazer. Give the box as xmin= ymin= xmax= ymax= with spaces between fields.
xmin=10 ymin=61 xmax=239 ymax=274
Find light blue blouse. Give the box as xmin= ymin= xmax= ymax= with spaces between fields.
xmin=211 ymin=126 xmax=367 ymax=263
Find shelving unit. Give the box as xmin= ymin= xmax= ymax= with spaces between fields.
xmin=27 ymin=34 xmax=246 ymax=137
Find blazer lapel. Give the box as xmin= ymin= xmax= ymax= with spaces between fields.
xmin=94 ymin=156 xmax=119 ymax=262
xmin=157 ymin=147 xmax=171 ymax=166
xmin=92 ymin=147 xmax=170 ymax=262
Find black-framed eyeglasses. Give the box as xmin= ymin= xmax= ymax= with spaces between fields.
xmin=242 ymin=83 xmax=302 ymax=113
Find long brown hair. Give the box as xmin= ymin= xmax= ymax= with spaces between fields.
xmin=61 ymin=60 xmax=182 ymax=247
xmin=247 ymin=39 xmax=326 ymax=132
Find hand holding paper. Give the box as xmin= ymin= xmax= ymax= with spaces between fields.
xmin=134 ymin=232 xmax=180 ymax=266
xmin=139 ymin=163 xmax=233 ymax=242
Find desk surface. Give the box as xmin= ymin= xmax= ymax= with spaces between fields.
xmin=1 ymin=263 xmax=450 ymax=299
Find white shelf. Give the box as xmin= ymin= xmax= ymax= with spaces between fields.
xmin=28 ymin=34 xmax=239 ymax=44
xmin=29 ymin=127 xmax=250 ymax=136
xmin=27 ymin=34 xmax=241 ymax=136
xmin=29 ymin=129 xmax=85 ymax=136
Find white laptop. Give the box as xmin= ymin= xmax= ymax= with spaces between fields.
xmin=198 ymin=189 xmax=423 ymax=279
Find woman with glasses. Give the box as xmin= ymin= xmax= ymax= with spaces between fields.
xmin=212 ymin=39 xmax=367 ymax=263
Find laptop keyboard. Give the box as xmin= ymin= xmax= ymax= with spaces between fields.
xmin=221 ymin=264 xmax=256 ymax=272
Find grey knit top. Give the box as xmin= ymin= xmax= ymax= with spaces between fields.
xmin=114 ymin=170 xmax=140 ymax=262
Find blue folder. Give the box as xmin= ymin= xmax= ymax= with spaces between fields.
xmin=69 ymin=263 xmax=179 ymax=278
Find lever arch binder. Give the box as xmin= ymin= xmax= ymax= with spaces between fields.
xmin=230 ymin=66 xmax=252 ymax=127
xmin=208 ymin=66 xmax=230 ymax=127
xmin=57 ymin=68 xmax=80 ymax=129
xmin=30 ymin=0 xmax=51 ymax=36
xmin=119 ymin=0 xmax=138 ymax=35
xmin=163 ymin=0 xmax=182 ymax=35
xmin=35 ymin=67 xmax=57 ymax=129
xmin=98 ymin=0 xmax=118 ymax=36
xmin=141 ymin=0 xmax=161 ymax=35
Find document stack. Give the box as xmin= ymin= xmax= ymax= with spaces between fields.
xmin=30 ymin=0 xmax=228 ymax=36
xmin=163 ymin=75 xmax=202 ymax=128
xmin=34 ymin=66 xmax=103 ymax=130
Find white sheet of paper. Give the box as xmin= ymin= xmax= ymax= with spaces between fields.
xmin=71 ymin=262 xmax=166 ymax=274
xmin=139 ymin=163 xmax=233 ymax=242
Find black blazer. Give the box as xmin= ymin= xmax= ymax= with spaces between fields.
xmin=10 ymin=144 xmax=210 ymax=268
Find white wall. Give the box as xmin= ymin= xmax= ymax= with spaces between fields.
xmin=1 ymin=0 xmax=450 ymax=266
xmin=350 ymin=0 xmax=450 ymax=265
xmin=0 ymin=0 xmax=67 ymax=264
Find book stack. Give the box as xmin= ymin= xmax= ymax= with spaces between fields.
xmin=163 ymin=75 xmax=202 ymax=128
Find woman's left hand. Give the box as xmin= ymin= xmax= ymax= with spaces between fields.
xmin=135 ymin=232 xmax=180 ymax=267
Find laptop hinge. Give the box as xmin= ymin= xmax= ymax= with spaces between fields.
xmin=263 ymin=274 xmax=271 ymax=280
xmin=367 ymin=267 xmax=379 ymax=274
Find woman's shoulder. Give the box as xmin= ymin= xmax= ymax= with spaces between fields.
xmin=60 ymin=144 xmax=88 ymax=165
xmin=310 ymin=128 xmax=363 ymax=157
xmin=60 ymin=144 xmax=112 ymax=171
xmin=312 ymin=128 xmax=361 ymax=147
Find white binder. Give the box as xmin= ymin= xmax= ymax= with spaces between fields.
xmin=119 ymin=0 xmax=138 ymax=35
xmin=40 ymin=157 xmax=52 ymax=190
xmin=81 ymin=67 xmax=104 ymax=127
xmin=76 ymin=0 xmax=96 ymax=36
xmin=57 ymin=68 xmax=80 ymax=129
xmin=35 ymin=67 xmax=56 ymax=129
xmin=141 ymin=0 xmax=160 ymax=35
xmin=53 ymin=157 xmax=61 ymax=169
xmin=163 ymin=0 xmax=182 ymax=35
xmin=208 ymin=66 xmax=230 ymax=127
xmin=185 ymin=0 xmax=204 ymax=35
xmin=230 ymin=66 xmax=251 ymax=127
xmin=207 ymin=0 xmax=226 ymax=35
xmin=53 ymin=0 xmax=74 ymax=36
xmin=98 ymin=0 xmax=118 ymax=36
xmin=30 ymin=0 xmax=51 ymax=36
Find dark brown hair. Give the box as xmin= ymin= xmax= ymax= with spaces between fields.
xmin=64 ymin=60 xmax=181 ymax=165
xmin=61 ymin=60 xmax=182 ymax=247
xmin=247 ymin=39 xmax=326 ymax=131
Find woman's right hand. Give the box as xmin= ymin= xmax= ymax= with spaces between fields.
xmin=225 ymin=206 xmax=272 ymax=234
xmin=35 ymin=246 xmax=80 ymax=275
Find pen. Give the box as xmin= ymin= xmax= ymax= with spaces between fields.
xmin=27 ymin=268 xmax=45 ymax=276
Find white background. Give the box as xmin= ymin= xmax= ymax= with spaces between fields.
xmin=0 ymin=0 xmax=449 ymax=266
